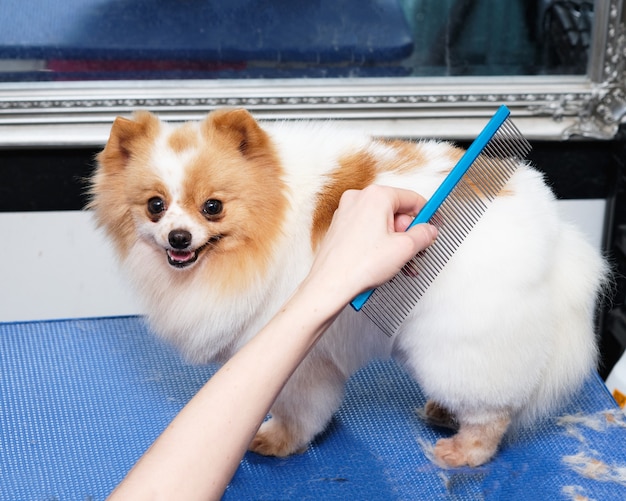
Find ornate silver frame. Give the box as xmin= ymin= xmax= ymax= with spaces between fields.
xmin=0 ymin=0 xmax=624 ymax=146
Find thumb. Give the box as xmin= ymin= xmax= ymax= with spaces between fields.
xmin=404 ymin=224 xmax=438 ymax=256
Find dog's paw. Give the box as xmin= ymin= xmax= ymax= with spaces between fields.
xmin=433 ymin=417 xmax=509 ymax=468
xmin=433 ymin=436 xmax=494 ymax=468
xmin=249 ymin=418 xmax=307 ymax=457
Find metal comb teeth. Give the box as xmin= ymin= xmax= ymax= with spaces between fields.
xmin=352 ymin=106 xmax=531 ymax=337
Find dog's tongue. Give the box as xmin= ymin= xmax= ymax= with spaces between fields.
xmin=168 ymin=250 xmax=194 ymax=262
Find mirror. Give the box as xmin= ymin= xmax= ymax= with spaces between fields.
xmin=0 ymin=0 xmax=592 ymax=80
xmin=0 ymin=0 xmax=623 ymax=145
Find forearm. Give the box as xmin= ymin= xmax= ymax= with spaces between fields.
xmin=109 ymin=274 xmax=344 ymax=500
xmin=108 ymin=186 xmax=436 ymax=500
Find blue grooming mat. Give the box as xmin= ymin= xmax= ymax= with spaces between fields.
xmin=1 ymin=316 xmax=626 ymax=500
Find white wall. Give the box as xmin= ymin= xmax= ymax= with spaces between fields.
xmin=0 ymin=211 xmax=140 ymax=322
xmin=0 ymin=199 xmax=607 ymax=323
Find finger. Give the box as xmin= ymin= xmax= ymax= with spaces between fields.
xmin=393 ymin=213 xmax=415 ymax=232
xmin=390 ymin=187 xmax=428 ymax=218
xmin=404 ymin=223 xmax=438 ymax=254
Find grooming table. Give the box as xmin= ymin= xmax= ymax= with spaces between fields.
xmin=1 ymin=316 xmax=625 ymax=500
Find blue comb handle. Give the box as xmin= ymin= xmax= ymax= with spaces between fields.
xmin=350 ymin=105 xmax=511 ymax=311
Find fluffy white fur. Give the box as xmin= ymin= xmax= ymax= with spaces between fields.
xmin=91 ymin=109 xmax=607 ymax=467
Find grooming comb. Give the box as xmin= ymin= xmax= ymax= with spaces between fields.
xmin=350 ymin=105 xmax=531 ymax=337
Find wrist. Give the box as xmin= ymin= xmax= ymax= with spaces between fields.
xmin=294 ymin=270 xmax=355 ymax=320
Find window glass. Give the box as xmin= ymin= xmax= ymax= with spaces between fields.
xmin=0 ymin=0 xmax=593 ymax=82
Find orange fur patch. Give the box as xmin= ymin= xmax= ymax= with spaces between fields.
xmin=438 ymin=151 xmax=515 ymax=198
xmin=376 ymin=139 xmax=463 ymax=176
xmin=310 ymin=138 xmax=462 ymax=250
xmin=378 ymin=139 xmax=432 ymax=174
xmin=168 ymin=122 xmax=199 ymax=153
xmin=382 ymin=140 xmax=515 ymax=200
xmin=187 ymin=109 xmax=289 ymax=295
xmin=311 ymin=151 xmax=377 ymax=250
xmin=89 ymin=111 xmax=162 ymax=256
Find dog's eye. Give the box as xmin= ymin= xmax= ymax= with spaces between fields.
xmin=202 ymin=199 xmax=223 ymax=217
xmin=147 ymin=197 xmax=166 ymax=216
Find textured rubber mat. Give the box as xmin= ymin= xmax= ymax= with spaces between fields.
xmin=1 ymin=316 xmax=625 ymax=500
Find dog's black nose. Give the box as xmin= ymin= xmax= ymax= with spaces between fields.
xmin=168 ymin=229 xmax=192 ymax=249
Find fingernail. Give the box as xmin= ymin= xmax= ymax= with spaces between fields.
xmin=427 ymin=224 xmax=438 ymax=241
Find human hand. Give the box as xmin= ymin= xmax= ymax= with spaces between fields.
xmin=307 ymin=185 xmax=437 ymax=305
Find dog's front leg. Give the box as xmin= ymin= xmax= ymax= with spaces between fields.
xmin=249 ymin=352 xmax=346 ymax=457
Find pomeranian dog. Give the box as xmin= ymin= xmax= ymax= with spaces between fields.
xmin=89 ymin=108 xmax=607 ymax=467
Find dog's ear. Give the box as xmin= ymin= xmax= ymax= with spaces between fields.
xmin=205 ymin=108 xmax=269 ymax=157
xmin=98 ymin=111 xmax=159 ymax=172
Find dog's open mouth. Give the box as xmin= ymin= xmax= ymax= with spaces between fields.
xmin=165 ymin=236 xmax=222 ymax=269
xmin=166 ymin=249 xmax=199 ymax=268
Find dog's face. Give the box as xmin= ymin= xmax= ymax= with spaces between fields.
xmin=90 ymin=109 xmax=288 ymax=291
